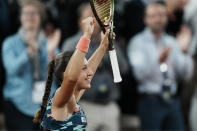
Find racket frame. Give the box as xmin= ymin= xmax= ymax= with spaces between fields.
xmin=89 ymin=0 xmax=122 ymax=83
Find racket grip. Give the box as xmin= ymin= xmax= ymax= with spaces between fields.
xmin=109 ymin=50 xmax=122 ymax=83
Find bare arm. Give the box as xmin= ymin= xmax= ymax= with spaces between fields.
xmin=52 ymin=17 xmax=95 ymax=108
xmin=76 ymin=30 xmax=110 ymax=101
xmin=87 ymin=31 xmax=109 ymax=79
xmin=53 ymin=49 xmax=86 ymax=107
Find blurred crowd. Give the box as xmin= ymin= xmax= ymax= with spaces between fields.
xmin=0 ymin=0 xmax=197 ymax=131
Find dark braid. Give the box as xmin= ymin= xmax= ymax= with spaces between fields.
xmin=33 ymin=51 xmax=74 ymax=124
xmin=33 ymin=60 xmax=55 ymax=124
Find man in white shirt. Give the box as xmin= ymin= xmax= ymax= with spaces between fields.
xmin=127 ymin=2 xmax=193 ymax=130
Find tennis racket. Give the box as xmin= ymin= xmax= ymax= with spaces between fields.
xmin=89 ymin=0 xmax=122 ymax=83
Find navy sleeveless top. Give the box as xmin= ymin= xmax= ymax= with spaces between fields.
xmin=41 ymin=98 xmax=87 ymax=131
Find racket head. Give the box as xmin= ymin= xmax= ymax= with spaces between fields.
xmin=89 ymin=0 xmax=114 ymax=33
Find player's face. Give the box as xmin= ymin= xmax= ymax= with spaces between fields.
xmin=21 ymin=5 xmax=41 ymax=31
xmin=77 ymin=59 xmax=93 ymax=89
xmin=145 ymin=5 xmax=167 ymax=33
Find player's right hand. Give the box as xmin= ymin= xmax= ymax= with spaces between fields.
xmin=81 ymin=17 xmax=95 ymax=39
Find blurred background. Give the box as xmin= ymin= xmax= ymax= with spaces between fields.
xmin=0 ymin=0 xmax=197 ymax=131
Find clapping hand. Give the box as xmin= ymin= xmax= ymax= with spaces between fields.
xmin=176 ymin=25 xmax=191 ymax=53
xmin=47 ymin=29 xmax=61 ymax=58
xmin=159 ymin=47 xmax=171 ymax=63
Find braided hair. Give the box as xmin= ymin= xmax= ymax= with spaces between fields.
xmin=33 ymin=59 xmax=54 ymax=124
xmin=33 ymin=51 xmax=74 ymax=124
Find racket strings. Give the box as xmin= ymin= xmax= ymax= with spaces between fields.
xmin=94 ymin=1 xmax=110 ymax=10
xmin=95 ymin=4 xmax=110 ymax=17
xmin=97 ymin=10 xmax=110 ymax=23
xmin=93 ymin=0 xmax=111 ymax=23
xmin=96 ymin=7 xmax=110 ymax=18
xmin=95 ymin=2 xmax=110 ymax=13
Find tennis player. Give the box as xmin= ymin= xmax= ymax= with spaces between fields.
xmin=33 ymin=17 xmax=111 ymax=130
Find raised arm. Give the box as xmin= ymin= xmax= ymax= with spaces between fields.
xmin=52 ymin=17 xmax=95 ymax=108
xmin=87 ymin=31 xmax=110 ymax=78
xmin=75 ymin=30 xmax=110 ymax=101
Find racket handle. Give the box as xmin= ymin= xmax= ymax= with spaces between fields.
xmin=109 ymin=50 xmax=122 ymax=83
